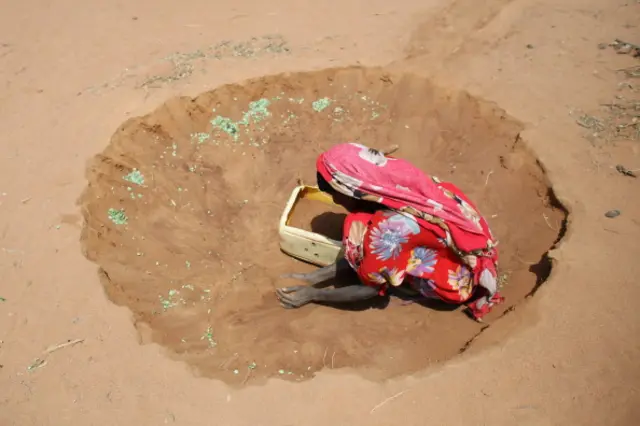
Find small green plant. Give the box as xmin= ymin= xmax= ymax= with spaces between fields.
xmin=123 ymin=169 xmax=144 ymax=186
xmin=312 ymin=97 xmax=332 ymax=112
xmin=201 ymin=326 xmax=217 ymax=348
xmin=108 ymin=208 xmax=128 ymax=225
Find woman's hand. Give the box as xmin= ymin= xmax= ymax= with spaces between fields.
xmin=276 ymin=286 xmax=319 ymax=308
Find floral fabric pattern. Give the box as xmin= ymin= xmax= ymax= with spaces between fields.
xmin=457 ymin=199 xmax=482 ymax=230
xmin=344 ymin=218 xmax=367 ymax=270
xmin=343 ymin=210 xmax=485 ymax=304
xmin=352 ymin=143 xmax=392 ymax=167
xmin=407 ymin=247 xmax=438 ymax=275
xmin=326 ymin=166 xmax=363 ymax=197
xmin=367 ymin=267 xmax=405 ymax=287
xmin=368 ymin=212 xmax=420 ymax=261
xmin=447 ymin=265 xmax=473 ymax=300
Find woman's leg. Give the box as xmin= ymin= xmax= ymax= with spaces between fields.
xmin=281 ymin=258 xmax=351 ymax=285
xmin=276 ymin=284 xmax=378 ymax=308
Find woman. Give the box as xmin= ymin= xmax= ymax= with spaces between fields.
xmin=276 ymin=142 xmax=504 ymax=321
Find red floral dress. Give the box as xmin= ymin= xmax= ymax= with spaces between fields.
xmin=343 ymin=210 xmax=476 ymax=303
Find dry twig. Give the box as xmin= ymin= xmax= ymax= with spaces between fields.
xmin=370 ymin=390 xmax=409 ymax=414
xmin=485 ymin=170 xmax=494 ymax=186
xmin=44 ymin=338 xmax=84 ymax=354
xmin=542 ymin=213 xmax=557 ymax=231
xmin=27 ymin=338 xmax=85 ymax=371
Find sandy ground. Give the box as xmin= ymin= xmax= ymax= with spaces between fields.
xmin=0 ymin=0 xmax=639 ymax=424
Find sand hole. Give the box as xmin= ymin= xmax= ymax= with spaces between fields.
xmin=80 ymin=66 xmax=566 ymax=385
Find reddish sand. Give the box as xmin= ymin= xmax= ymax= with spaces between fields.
xmin=78 ymin=67 xmax=563 ymax=384
xmin=0 ymin=0 xmax=639 ymax=424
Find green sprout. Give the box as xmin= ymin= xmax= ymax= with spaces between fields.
xmin=312 ymin=97 xmax=332 ymax=112
xmin=201 ymin=326 xmax=217 ymax=348
xmin=123 ymin=169 xmax=144 ymax=186
xmin=159 ymin=289 xmax=180 ymax=310
xmin=211 ymin=116 xmax=240 ymax=140
xmin=210 ymin=98 xmax=272 ymax=142
xmin=108 ymin=208 xmax=128 ymax=225
xmin=239 ymin=98 xmax=271 ymax=124
xmin=190 ymin=132 xmax=211 ymax=144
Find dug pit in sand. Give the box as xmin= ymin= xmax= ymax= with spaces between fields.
xmin=79 ymin=66 xmax=566 ymax=385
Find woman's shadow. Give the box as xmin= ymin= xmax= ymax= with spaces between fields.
xmin=309 ymin=212 xmax=459 ymax=313
xmin=310 ymin=212 xmax=346 ymax=242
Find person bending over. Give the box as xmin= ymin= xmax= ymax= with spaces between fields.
xmin=276 ymin=142 xmax=503 ymax=321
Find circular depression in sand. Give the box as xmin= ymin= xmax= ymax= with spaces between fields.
xmin=80 ymin=66 xmax=566 ymax=385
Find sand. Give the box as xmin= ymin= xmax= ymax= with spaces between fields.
xmin=77 ymin=67 xmax=563 ymax=384
xmin=1 ymin=0 xmax=639 ymax=424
